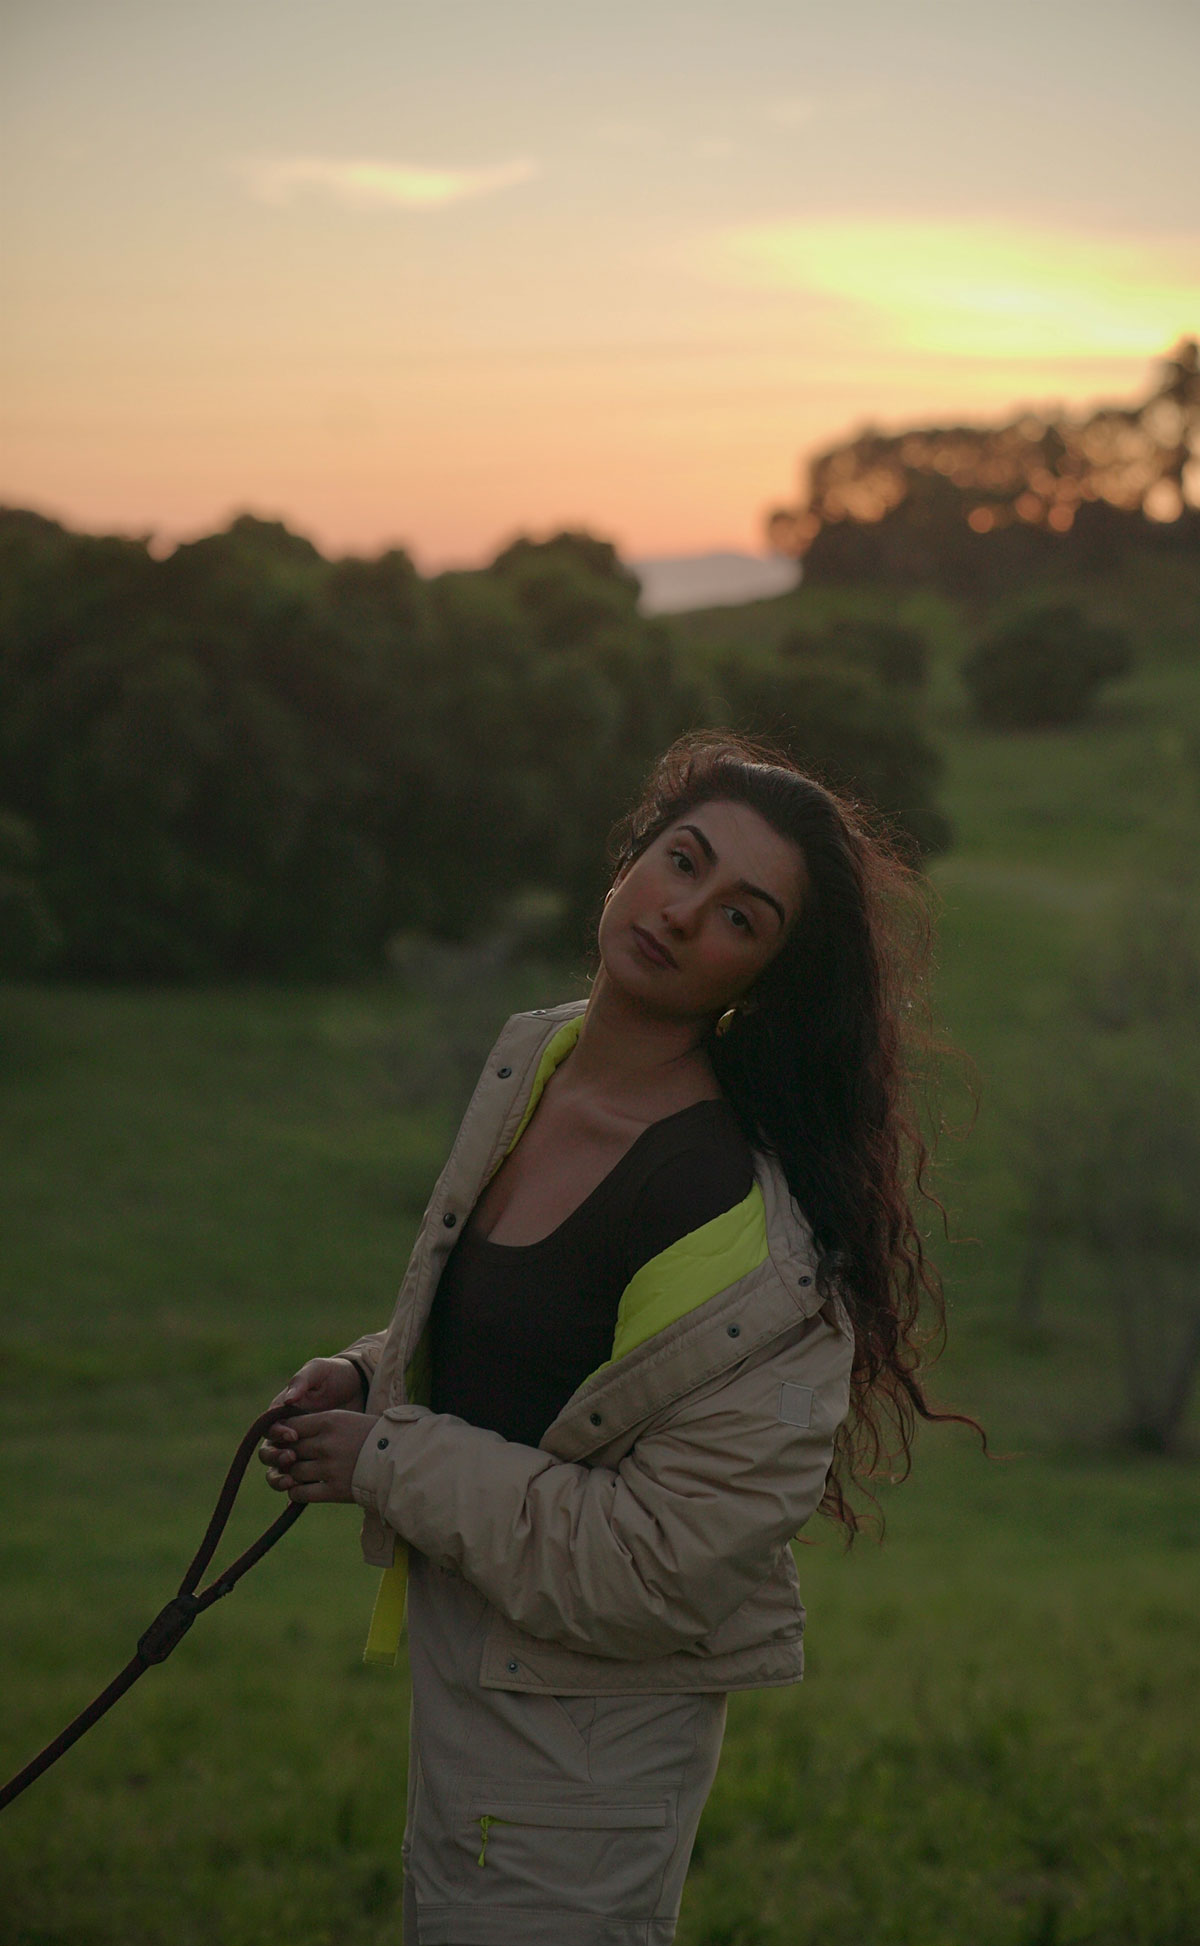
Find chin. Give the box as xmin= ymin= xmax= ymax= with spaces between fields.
xmin=609 ymin=957 xmax=710 ymax=1025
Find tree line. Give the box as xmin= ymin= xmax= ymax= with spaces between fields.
xmin=768 ymin=340 xmax=1200 ymax=597
xmin=0 ymin=510 xmax=948 ymax=979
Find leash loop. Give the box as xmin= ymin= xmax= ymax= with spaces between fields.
xmin=0 ymin=1404 xmax=305 ymax=1813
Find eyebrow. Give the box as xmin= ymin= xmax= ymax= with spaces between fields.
xmin=676 ymin=823 xmax=788 ymax=931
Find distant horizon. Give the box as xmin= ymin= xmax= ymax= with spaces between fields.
xmin=0 ymin=490 xmax=795 ymax=573
xmin=4 ymin=341 xmax=1187 ymax=577
xmin=1 ymin=489 xmax=805 ymax=607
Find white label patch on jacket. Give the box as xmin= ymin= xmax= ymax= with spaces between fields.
xmin=778 ymin=1382 xmax=814 ymax=1429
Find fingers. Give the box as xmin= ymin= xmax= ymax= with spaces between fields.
xmin=279 ymin=1359 xmax=324 ymax=1408
xmin=273 ymin=1358 xmax=362 ymax=1418
xmin=261 ymin=1431 xmax=297 ymax=1482
xmin=287 ymin=1480 xmax=339 ymax=1504
xmin=282 ymin=1410 xmax=332 ymax=1437
xmin=283 ymin=1357 xmax=353 ymax=1410
xmin=260 ymin=1409 xmax=366 ymax=1504
xmin=257 ymin=1422 xmax=300 ymax=1469
xmin=261 ymin=1376 xmax=335 ymax=1488
xmin=265 ymin=1452 xmax=324 ymax=1492
xmin=259 ymin=1427 xmax=324 ymax=1479
xmin=262 ymin=1431 xmax=326 ymax=1477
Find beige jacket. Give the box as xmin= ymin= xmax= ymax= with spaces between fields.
xmin=343 ymin=1000 xmax=854 ymax=1694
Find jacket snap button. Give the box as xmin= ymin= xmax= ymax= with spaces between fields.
xmin=497 ymin=1065 xmax=512 ymax=1078
xmin=799 ymin=1275 xmax=812 ymax=1286
xmin=376 ymin=1436 xmax=389 ymax=1450
xmin=589 ymin=1411 xmax=602 ymax=1426
xmin=443 ymin=1212 xmax=457 ymax=1228
xmin=507 ymin=1659 xmax=519 ymax=1673
xmin=727 ymin=1324 xmax=741 ymax=1337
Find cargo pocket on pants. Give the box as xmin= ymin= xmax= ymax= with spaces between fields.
xmin=467 ymin=1793 xmax=671 ymax=1917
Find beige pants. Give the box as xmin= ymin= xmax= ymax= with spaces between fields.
xmin=401 ymin=1552 xmax=727 ymax=1946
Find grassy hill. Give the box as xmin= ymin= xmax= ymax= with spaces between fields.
xmin=2 ymin=557 xmax=1198 ymax=1943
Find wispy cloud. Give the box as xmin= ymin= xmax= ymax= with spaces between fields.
xmin=689 ymin=216 xmax=1200 ymax=359
xmin=239 ymin=155 xmax=538 ymax=210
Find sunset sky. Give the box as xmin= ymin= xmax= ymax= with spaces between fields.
xmin=3 ymin=0 xmax=1198 ymax=568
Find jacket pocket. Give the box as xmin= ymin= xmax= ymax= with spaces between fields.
xmin=471 ymin=1798 xmax=667 ymax=1831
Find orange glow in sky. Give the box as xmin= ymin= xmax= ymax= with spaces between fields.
xmin=3 ymin=1 xmax=1197 ymax=565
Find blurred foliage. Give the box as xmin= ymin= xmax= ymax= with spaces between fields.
xmin=769 ymin=339 xmax=1200 ymax=597
xmin=714 ymin=629 xmax=950 ymax=858
xmin=1017 ymin=787 xmax=1200 ymax=1451
xmin=961 ymin=603 xmax=1133 ymax=729
xmin=0 ymin=807 xmax=60 ymax=974
xmin=0 ymin=515 xmax=704 ymax=974
xmin=0 ymin=511 xmax=954 ymax=977
xmin=781 ymin=616 xmax=931 ymax=692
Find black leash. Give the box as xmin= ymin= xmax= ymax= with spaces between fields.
xmin=0 ymin=1405 xmax=304 ymax=1813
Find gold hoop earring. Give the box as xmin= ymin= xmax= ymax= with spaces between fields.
xmin=603 ymin=888 xmax=614 ymax=905
xmin=715 ymin=1006 xmax=737 ymax=1037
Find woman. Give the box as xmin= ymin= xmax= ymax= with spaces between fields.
xmin=260 ymin=733 xmax=964 ymax=1946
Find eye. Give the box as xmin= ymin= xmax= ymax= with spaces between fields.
xmin=724 ymin=906 xmax=753 ymax=934
xmin=669 ymin=847 xmax=696 ymax=875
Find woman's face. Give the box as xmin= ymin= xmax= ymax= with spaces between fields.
xmin=598 ymin=798 xmax=809 ymax=1024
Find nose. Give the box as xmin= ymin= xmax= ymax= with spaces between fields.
xmin=661 ymin=885 xmax=704 ymax=937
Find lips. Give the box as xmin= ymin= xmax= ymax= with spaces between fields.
xmin=631 ymin=924 xmax=678 ymax=969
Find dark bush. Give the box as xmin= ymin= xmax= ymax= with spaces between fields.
xmin=782 ymin=617 xmax=929 ymax=691
xmin=714 ymin=650 xmax=951 ymax=858
xmin=0 ymin=809 xmax=60 ymax=972
xmin=961 ymin=604 xmax=1133 ymax=729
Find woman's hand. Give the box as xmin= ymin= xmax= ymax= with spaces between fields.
xmin=269 ymin=1355 xmax=364 ymax=1414
xmin=260 ymin=1409 xmax=375 ymax=1504
xmin=258 ymin=1356 xmax=367 ymax=1492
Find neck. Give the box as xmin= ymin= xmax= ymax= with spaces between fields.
xmin=565 ymin=967 xmax=717 ymax=1109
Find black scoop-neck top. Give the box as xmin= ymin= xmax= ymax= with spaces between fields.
xmin=428 ymin=1098 xmax=754 ymax=1448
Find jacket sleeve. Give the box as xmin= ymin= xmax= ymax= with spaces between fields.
xmin=349 ymin=1306 xmax=852 ymax=1660
xmin=336 ymin=1330 xmax=386 ymax=1376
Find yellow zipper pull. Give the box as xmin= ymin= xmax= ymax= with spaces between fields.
xmin=477 ymin=1814 xmax=495 ymax=1867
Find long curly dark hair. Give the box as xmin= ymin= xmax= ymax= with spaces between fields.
xmin=608 ymin=731 xmax=981 ymax=1534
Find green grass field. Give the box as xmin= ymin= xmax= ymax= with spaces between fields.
xmin=2 ymin=564 xmax=1199 ymax=1943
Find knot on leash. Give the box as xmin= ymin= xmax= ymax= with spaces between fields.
xmin=137 ymin=1593 xmax=203 ymax=1666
